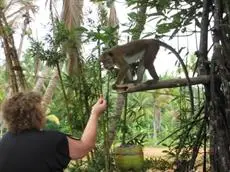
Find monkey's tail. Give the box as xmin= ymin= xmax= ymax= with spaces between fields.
xmin=155 ymin=39 xmax=195 ymax=115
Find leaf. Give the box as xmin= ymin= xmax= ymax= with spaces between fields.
xmin=75 ymin=26 xmax=88 ymax=32
xmin=161 ymin=143 xmax=169 ymax=147
xmin=169 ymin=28 xmax=179 ymax=39
xmin=156 ymin=23 xmax=171 ymax=34
xmin=178 ymin=47 xmax=186 ymax=54
xmin=127 ymin=12 xmax=137 ymax=20
xmin=147 ymin=12 xmax=164 ymax=17
xmin=195 ymin=18 xmax=201 ymax=28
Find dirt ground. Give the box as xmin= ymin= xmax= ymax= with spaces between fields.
xmin=143 ymin=147 xmax=209 ymax=172
xmin=143 ymin=147 xmax=167 ymax=158
xmin=143 ymin=147 xmax=175 ymax=172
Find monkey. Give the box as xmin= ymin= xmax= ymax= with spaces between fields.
xmin=129 ymin=61 xmax=140 ymax=79
xmin=99 ymin=38 xmax=195 ymax=116
xmin=100 ymin=39 xmax=190 ymax=88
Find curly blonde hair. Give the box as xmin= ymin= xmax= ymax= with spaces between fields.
xmin=1 ymin=91 xmax=45 ymax=133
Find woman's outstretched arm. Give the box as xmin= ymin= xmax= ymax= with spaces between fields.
xmin=67 ymin=95 xmax=107 ymax=159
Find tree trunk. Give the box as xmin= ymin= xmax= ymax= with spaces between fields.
xmin=153 ymin=105 xmax=161 ymax=139
xmin=208 ymin=0 xmax=230 ymax=171
xmin=131 ymin=0 xmax=148 ymax=41
xmin=62 ymin=0 xmax=83 ymax=76
xmin=17 ymin=11 xmax=30 ymax=59
xmin=194 ymin=0 xmax=230 ymax=171
xmin=108 ymin=93 xmax=126 ymax=147
xmin=0 ymin=8 xmax=26 ymax=93
xmin=104 ymin=1 xmax=121 ymax=149
xmin=33 ymin=66 xmax=49 ymax=93
xmin=42 ymin=69 xmax=59 ymax=112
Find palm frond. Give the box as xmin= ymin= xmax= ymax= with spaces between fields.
xmin=5 ymin=0 xmax=38 ymax=26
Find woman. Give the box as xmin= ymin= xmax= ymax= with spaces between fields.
xmin=0 ymin=91 xmax=107 ymax=172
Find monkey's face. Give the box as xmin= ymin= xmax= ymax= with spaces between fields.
xmin=100 ymin=52 xmax=115 ymax=70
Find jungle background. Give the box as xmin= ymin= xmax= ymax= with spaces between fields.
xmin=0 ymin=0 xmax=230 ymax=171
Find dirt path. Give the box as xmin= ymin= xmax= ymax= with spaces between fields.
xmin=143 ymin=147 xmax=168 ymax=158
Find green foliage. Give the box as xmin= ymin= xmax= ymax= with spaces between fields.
xmin=66 ymin=146 xmax=116 ymax=171
xmin=125 ymin=133 xmax=147 ymax=145
xmin=8 ymin=0 xmax=210 ymax=170
xmin=90 ymin=0 xmax=105 ymax=2
xmin=53 ymin=21 xmax=70 ymax=45
xmin=87 ymin=25 xmax=119 ymax=48
xmin=54 ymin=22 xmax=87 ymax=49
xmin=20 ymin=51 xmax=37 ymax=88
xmin=145 ymin=1 xmax=203 ymax=38
xmin=1 ymin=25 xmax=13 ymax=36
xmin=28 ymin=39 xmax=65 ymax=67
xmin=125 ymin=0 xmax=148 ymax=40
xmin=28 ymin=21 xmax=87 ymax=67
xmin=87 ymin=147 xmax=116 ymax=172
xmin=49 ymin=58 xmax=102 ymax=136
xmin=0 ymin=1 xmax=5 ymax=9
xmin=0 ymin=64 xmax=8 ymax=100
xmin=143 ymin=157 xmax=173 ymax=171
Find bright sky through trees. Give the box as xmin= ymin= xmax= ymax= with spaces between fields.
xmin=1 ymin=0 xmax=202 ymax=77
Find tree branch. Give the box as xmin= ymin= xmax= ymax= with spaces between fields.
xmin=116 ymin=75 xmax=212 ymax=93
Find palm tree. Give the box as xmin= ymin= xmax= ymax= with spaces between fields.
xmin=41 ymin=70 xmax=59 ymax=112
xmin=0 ymin=0 xmax=37 ymax=94
xmin=62 ymin=0 xmax=83 ymax=76
xmin=39 ymin=0 xmax=84 ymax=114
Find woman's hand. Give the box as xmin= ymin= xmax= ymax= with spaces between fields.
xmin=91 ymin=95 xmax=107 ymax=117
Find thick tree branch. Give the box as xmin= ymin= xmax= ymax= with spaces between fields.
xmin=116 ymin=75 xmax=212 ymax=93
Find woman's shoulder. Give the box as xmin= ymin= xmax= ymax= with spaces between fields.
xmin=42 ymin=129 xmax=66 ymax=137
xmin=0 ymin=129 xmax=67 ymax=143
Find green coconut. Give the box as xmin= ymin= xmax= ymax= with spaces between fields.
xmin=114 ymin=145 xmax=144 ymax=171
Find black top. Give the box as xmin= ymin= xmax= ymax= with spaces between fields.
xmin=0 ymin=129 xmax=70 ymax=172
